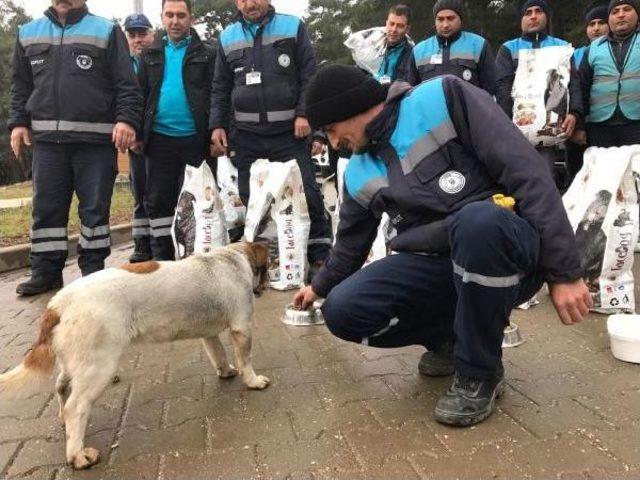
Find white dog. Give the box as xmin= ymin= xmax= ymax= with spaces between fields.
xmin=0 ymin=242 xmax=271 ymax=470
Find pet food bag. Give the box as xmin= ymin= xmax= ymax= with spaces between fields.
xmin=563 ymin=146 xmax=640 ymax=313
xmin=512 ymin=45 xmax=574 ymax=147
xmin=172 ymin=162 xmax=228 ymax=260
xmin=244 ymin=159 xmax=311 ymax=291
xmin=344 ymin=27 xmax=387 ymax=76
xmin=217 ymin=156 xmax=246 ymax=231
xmin=334 ymin=156 xmax=391 ymax=266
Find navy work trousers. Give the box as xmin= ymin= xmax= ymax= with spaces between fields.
xmin=587 ymin=121 xmax=640 ymax=148
xmin=231 ymin=129 xmax=332 ymax=263
xmin=30 ymin=141 xmax=117 ymax=277
xmin=321 ymin=202 xmax=545 ymax=379
xmin=129 ymin=151 xmax=151 ymax=255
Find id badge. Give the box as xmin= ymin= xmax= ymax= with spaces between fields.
xmin=246 ymin=71 xmax=262 ymax=85
xmin=379 ymin=75 xmax=392 ymax=85
xmin=430 ymin=54 xmax=443 ymax=65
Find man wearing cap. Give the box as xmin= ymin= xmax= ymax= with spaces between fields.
xmin=566 ymin=2 xmax=609 ymax=179
xmin=137 ymin=0 xmax=216 ymax=260
xmin=124 ymin=13 xmax=155 ymax=263
xmin=496 ymin=0 xmax=582 ymax=186
xmin=293 ymin=66 xmax=591 ymax=426
xmin=402 ymin=0 xmax=496 ymax=95
xmin=8 ymin=0 xmax=142 ymax=296
xmin=210 ymin=0 xmax=332 ymax=278
xmin=579 ymin=0 xmax=640 ymax=148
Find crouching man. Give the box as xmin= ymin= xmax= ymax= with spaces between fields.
xmin=294 ymin=66 xmax=591 ymax=427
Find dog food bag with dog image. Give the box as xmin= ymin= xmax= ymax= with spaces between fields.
xmin=563 ymin=146 xmax=640 ymax=313
xmin=512 ymin=45 xmax=573 ymax=148
xmin=172 ymin=162 xmax=229 ymax=260
xmin=245 ymin=159 xmax=311 ymax=290
xmin=217 ymin=156 xmax=246 ymax=231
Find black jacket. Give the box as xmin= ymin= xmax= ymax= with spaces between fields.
xmin=210 ymin=7 xmax=317 ymax=136
xmin=8 ymin=6 xmax=142 ymax=144
xmin=138 ymin=30 xmax=216 ymax=155
xmin=312 ymin=77 xmax=582 ymax=297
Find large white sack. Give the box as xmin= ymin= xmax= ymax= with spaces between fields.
xmin=217 ymin=156 xmax=246 ymax=231
xmin=344 ymin=27 xmax=387 ymax=75
xmin=244 ymin=159 xmax=311 ymax=290
xmin=172 ymin=162 xmax=228 ymax=259
xmin=512 ymin=45 xmax=574 ymax=147
xmin=563 ymin=146 xmax=640 ymax=313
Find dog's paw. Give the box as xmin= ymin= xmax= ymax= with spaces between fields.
xmin=70 ymin=447 xmax=101 ymax=470
xmin=218 ymin=365 xmax=238 ymax=379
xmin=247 ymin=374 xmax=270 ymax=390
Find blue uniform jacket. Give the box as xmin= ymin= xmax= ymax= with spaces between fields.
xmin=311 ymin=76 xmax=583 ymax=298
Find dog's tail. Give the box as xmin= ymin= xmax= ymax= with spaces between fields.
xmin=0 ymin=308 xmax=59 ymax=398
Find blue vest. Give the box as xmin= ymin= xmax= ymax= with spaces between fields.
xmin=19 ymin=13 xmax=113 ymax=49
xmin=573 ymin=45 xmax=587 ymax=67
xmin=503 ymin=35 xmax=568 ymax=60
xmin=375 ymin=42 xmax=406 ymax=84
xmin=588 ymin=34 xmax=640 ymax=122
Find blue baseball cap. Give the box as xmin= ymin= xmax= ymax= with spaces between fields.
xmin=124 ymin=13 xmax=152 ymax=32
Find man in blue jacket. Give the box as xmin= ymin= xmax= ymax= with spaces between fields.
xmin=579 ymin=0 xmax=640 ymax=147
xmin=210 ymin=0 xmax=332 ymax=276
xmin=294 ymin=66 xmax=591 ymax=427
xmin=401 ymin=0 xmax=496 ymax=95
xmin=374 ymin=4 xmax=413 ymax=86
xmin=9 ymin=0 xmax=142 ymax=296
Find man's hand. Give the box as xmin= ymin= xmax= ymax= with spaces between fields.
xmin=293 ymin=285 xmax=319 ymax=311
xmin=561 ymin=114 xmax=577 ymax=138
xmin=549 ymin=279 xmax=592 ymax=325
xmin=311 ymin=139 xmax=326 ymax=157
xmin=211 ymin=128 xmax=228 ymax=156
xmin=10 ymin=127 xmax=31 ymax=158
xmin=570 ymin=129 xmax=587 ymax=146
xmin=112 ymin=122 xmax=136 ymax=153
xmin=294 ymin=116 xmax=311 ymax=139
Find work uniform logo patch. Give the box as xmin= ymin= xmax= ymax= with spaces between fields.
xmin=76 ymin=54 xmax=93 ymax=70
xmin=439 ymin=171 xmax=466 ymax=194
xmin=462 ymin=69 xmax=472 ymax=81
xmin=278 ymin=53 xmax=291 ymax=68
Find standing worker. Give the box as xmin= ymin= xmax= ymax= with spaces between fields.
xmin=375 ymin=4 xmax=413 ymax=86
xmin=210 ymin=0 xmax=332 ymax=279
xmin=137 ymin=0 xmax=216 ymax=260
xmin=124 ymin=13 xmax=155 ymax=263
xmin=9 ymin=0 xmax=142 ymax=296
xmin=580 ymin=0 xmax=640 ymax=148
xmin=401 ymin=0 xmax=496 ymax=95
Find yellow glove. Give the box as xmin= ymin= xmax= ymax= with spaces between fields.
xmin=492 ymin=194 xmax=516 ymax=212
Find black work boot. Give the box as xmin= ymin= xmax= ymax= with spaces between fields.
xmin=16 ymin=274 xmax=63 ymax=296
xmin=434 ymin=372 xmax=505 ymax=427
xmin=129 ymin=238 xmax=153 ymax=263
xmin=418 ymin=342 xmax=455 ymax=377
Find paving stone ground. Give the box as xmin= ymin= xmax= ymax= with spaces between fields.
xmin=0 ymin=244 xmax=639 ymax=479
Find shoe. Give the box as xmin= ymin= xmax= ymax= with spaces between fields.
xmin=129 ymin=251 xmax=153 ymax=263
xmin=434 ymin=372 xmax=505 ymax=427
xmin=306 ymin=260 xmax=324 ymax=284
xmin=16 ymin=275 xmax=63 ymax=296
xmin=418 ymin=343 xmax=454 ymax=377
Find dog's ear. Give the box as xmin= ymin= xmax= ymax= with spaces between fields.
xmin=246 ymin=242 xmax=270 ymax=294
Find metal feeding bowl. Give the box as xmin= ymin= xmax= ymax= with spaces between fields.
xmin=282 ymin=302 xmax=325 ymax=326
xmin=502 ymin=322 xmax=525 ymax=348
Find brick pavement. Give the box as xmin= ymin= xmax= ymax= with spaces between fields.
xmin=0 ymin=244 xmax=638 ymax=479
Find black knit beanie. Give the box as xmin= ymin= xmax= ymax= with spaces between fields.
xmin=585 ymin=2 xmax=609 ymax=22
xmin=521 ymin=0 xmax=550 ymax=17
xmin=433 ymin=0 xmax=464 ymax=19
xmin=305 ymin=65 xmax=387 ymax=129
xmin=609 ymin=0 xmax=640 ymax=14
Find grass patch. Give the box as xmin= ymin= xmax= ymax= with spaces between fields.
xmin=0 ymin=181 xmax=33 ymax=200
xmin=0 ymin=181 xmax=134 ymax=248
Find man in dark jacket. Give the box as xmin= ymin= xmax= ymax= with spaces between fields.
xmin=579 ymin=0 xmax=640 ymax=147
xmin=137 ymin=0 xmax=216 ymax=260
xmin=124 ymin=13 xmax=155 ymax=263
xmin=9 ymin=0 xmax=142 ymax=296
xmin=401 ymin=0 xmax=496 ymax=95
xmin=374 ymin=4 xmax=414 ymax=85
xmin=210 ymin=0 xmax=332 ymax=274
xmin=294 ymin=66 xmax=591 ymax=427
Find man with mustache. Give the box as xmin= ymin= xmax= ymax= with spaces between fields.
xmin=136 ymin=0 xmax=216 ymax=260
xmin=402 ymin=0 xmax=496 ymax=95
xmin=8 ymin=0 xmax=142 ymax=295
xmin=579 ymin=0 xmax=640 ymax=147
xmin=210 ymin=0 xmax=332 ymax=280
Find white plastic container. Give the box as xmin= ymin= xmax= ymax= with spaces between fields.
xmin=607 ymin=314 xmax=640 ymax=364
